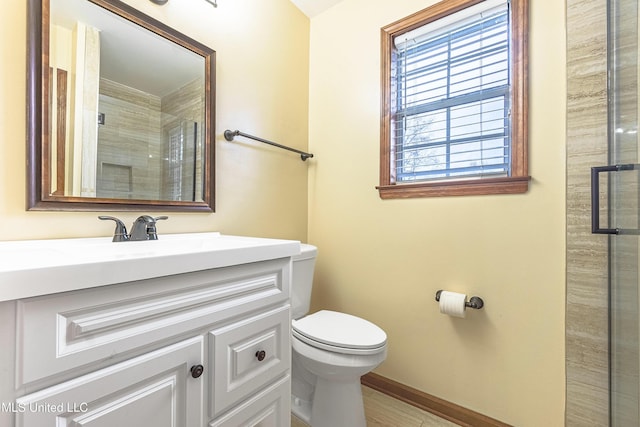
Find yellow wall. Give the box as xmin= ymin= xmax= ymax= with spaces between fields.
xmin=0 ymin=0 xmax=309 ymax=242
xmin=3 ymin=0 xmax=567 ymax=424
xmin=307 ymin=0 xmax=566 ymax=426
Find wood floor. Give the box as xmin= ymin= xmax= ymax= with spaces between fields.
xmin=291 ymin=385 xmax=459 ymax=427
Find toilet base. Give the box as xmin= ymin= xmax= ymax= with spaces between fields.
xmin=291 ymin=376 xmax=367 ymax=427
xmin=291 ymin=394 xmax=312 ymax=424
xmin=309 ymin=377 xmax=366 ymax=427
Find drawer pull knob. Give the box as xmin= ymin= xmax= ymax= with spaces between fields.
xmin=255 ymin=350 xmax=266 ymax=362
xmin=190 ymin=364 xmax=204 ymax=378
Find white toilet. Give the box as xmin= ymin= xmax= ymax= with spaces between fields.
xmin=290 ymin=244 xmax=387 ymax=427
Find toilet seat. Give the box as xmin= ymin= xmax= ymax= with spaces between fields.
xmin=292 ymin=310 xmax=387 ymax=355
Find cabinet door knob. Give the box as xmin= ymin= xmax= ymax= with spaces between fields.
xmin=190 ymin=364 xmax=204 ymax=378
xmin=255 ymin=350 xmax=266 ymax=362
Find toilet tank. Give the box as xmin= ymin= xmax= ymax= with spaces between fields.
xmin=291 ymin=243 xmax=317 ymax=320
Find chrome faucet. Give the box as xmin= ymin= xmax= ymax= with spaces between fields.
xmin=99 ymin=215 xmax=168 ymax=242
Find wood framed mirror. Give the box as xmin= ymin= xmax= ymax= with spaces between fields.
xmin=27 ymin=0 xmax=215 ymax=211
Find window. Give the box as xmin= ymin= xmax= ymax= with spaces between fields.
xmin=378 ymin=0 xmax=529 ymax=198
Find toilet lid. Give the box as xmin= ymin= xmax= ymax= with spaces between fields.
xmin=292 ymin=310 xmax=387 ymax=350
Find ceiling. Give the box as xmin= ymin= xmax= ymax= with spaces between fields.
xmin=49 ymin=0 xmax=343 ymax=97
xmin=288 ymin=0 xmax=345 ymax=17
xmin=52 ymin=0 xmax=204 ymax=97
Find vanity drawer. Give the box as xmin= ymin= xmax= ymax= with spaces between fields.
xmin=208 ymin=305 xmax=290 ymax=418
xmin=209 ymin=375 xmax=290 ymax=427
xmin=17 ymin=258 xmax=290 ymax=388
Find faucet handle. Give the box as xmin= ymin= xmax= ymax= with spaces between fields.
xmin=148 ymin=216 xmax=168 ymax=240
xmin=147 ymin=215 xmax=169 ymax=240
xmin=98 ymin=216 xmax=129 ymax=242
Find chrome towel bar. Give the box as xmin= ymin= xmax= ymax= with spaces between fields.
xmin=224 ymin=129 xmax=314 ymax=161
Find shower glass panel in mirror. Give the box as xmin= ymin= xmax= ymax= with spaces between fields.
xmin=50 ymin=0 xmax=204 ymax=202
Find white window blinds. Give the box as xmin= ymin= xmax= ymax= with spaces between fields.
xmin=391 ymin=0 xmax=510 ymax=182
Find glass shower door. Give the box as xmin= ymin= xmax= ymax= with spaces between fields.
xmin=603 ymin=0 xmax=640 ymax=424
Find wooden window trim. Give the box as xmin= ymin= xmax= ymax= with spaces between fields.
xmin=378 ymin=0 xmax=529 ymax=199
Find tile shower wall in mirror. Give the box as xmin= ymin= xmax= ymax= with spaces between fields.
xmin=96 ymin=77 xmax=203 ymax=201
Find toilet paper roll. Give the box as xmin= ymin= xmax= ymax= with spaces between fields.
xmin=438 ymin=291 xmax=467 ymax=318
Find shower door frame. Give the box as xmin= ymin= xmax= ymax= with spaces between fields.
xmin=607 ymin=0 xmax=640 ymax=424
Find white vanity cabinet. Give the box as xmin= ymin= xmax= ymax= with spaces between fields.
xmin=0 ymin=233 xmax=297 ymax=427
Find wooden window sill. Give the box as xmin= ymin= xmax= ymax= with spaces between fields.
xmin=376 ymin=176 xmax=531 ymax=199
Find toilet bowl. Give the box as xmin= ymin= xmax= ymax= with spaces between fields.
xmin=291 ymin=310 xmax=387 ymax=427
xmin=290 ymin=245 xmax=388 ymax=427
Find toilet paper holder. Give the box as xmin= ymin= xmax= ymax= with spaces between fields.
xmin=435 ymin=290 xmax=484 ymax=310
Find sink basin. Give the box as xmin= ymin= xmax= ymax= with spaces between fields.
xmin=0 ymin=233 xmax=300 ymax=302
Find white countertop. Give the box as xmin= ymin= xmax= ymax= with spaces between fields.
xmin=0 ymin=232 xmax=300 ymax=302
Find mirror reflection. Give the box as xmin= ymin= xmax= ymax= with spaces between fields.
xmin=50 ymin=0 xmax=205 ymax=202
xmin=27 ymin=0 xmax=215 ymax=211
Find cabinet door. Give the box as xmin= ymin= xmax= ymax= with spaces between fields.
xmin=16 ymin=336 xmax=204 ymax=427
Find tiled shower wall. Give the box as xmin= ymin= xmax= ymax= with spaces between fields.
xmin=565 ymin=0 xmax=610 ymax=425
